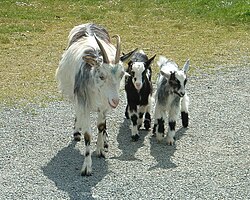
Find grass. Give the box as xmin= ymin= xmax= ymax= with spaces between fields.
xmin=0 ymin=0 xmax=249 ymax=106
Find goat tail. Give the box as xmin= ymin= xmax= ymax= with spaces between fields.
xmin=157 ymin=56 xmax=169 ymax=68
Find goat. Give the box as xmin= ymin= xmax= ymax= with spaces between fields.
xmin=55 ymin=23 xmax=136 ymax=176
xmin=124 ymin=50 xmax=156 ymax=141
xmin=153 ymin=56 xmax=190 ymax=145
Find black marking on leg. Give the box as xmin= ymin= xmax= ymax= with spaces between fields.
xmin=131 ymin=114 xmax=138 ymax=126
xmin=169 ymin=121 xmax=176 ymax=131
xmin=73 ymin=132 xmax=81 ymax=141
xmin=158 ymin=118 xmax=165 ymax=133
xmin=153 ymin=124 xmax=157 ymax=134
xmin=181 ymin=112 xmax=189 ymax=127
xmin=98 ymin=122 xmax=106 ymax=132
xmin=131 ymin=134 xmax=140 ymax=141
xmin=103 ymin=130 xmax=109 ymax=152
xmin=139 ymin=112 xmax=144 ymax=119
xmin=84 ymin=132 xmax=91 ymax=146
xmin=144 ymin=112 xmax=151 ymax=130
xmin=125 ymin=105 xmax=129 ymax=119
xmin=152 ymin=124 xmax=157 ymax=137
xmin=85 ymin=151 xmax=90 ymax=157
xmin=104 ymin=141 xmax=109 ymax=150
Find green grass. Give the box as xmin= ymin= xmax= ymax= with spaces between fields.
xmin=0 ymin=0 xmax=249 ymax=106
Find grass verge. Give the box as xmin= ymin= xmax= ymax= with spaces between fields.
xmin=0 ymin=0 xmax=249 ymax=106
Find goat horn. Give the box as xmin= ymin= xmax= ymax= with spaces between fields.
xmin=113 ymin=34 xmax=121 ymax=64
xmin=94 ymin=34 xmax=109 ymax=64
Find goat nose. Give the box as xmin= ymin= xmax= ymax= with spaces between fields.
xmin=135 ymin=82 xmax=141 ymax=88
xmin=111 ymin=98 xmax=119 ymax=108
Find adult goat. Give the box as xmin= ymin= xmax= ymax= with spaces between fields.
xmin=125 ymin=50 xmax=156 ymax=141
xmin=153 ymin=56 xmax=190 ymax=145
xmin=56 ymin=23 xmax=136 ymax=176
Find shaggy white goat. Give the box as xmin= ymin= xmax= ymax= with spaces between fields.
xmin=153 ymin=56 xmax=190 ymax=145
xmin=56 ymin=23 xmax=136 ymax=176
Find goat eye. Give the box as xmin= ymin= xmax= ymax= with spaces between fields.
xmin=131 ymin=71 xmax=135 ymax=77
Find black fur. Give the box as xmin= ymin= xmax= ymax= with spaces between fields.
xmin=181 ymin=111 xmax=189 ymax=127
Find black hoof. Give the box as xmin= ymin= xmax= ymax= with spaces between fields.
xmin=73 ymin=132 xmax=81 ymax=141
xmin=131 ymin=134 xmax=140 ymax=141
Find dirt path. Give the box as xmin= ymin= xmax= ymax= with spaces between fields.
xmin=1 ymin=66 xmax=250 ymax=199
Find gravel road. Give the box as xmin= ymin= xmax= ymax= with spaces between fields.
xmin=1 ymin=66 xmax=250 ymax=200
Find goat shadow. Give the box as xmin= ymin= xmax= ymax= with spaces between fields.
xmin=111 ymin=118 xmax=148 ymax=161
xmin=149 ymin=127 xmax=188 ymax=171
xmin=42 ymin=140 xmax=108 ymax=200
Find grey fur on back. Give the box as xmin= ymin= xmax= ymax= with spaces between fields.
xmin=68 ymin=23 xmax=111 ymax=48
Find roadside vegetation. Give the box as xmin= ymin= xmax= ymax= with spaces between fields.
xmin=0 ymin=0 xmax=249 ymax=105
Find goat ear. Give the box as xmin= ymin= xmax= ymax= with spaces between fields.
xmin=182 ymin=59 xmax=190 ymax=74
xmin=120 ymin=48 xmax=138 ymax=63
xmin=145 ymin=54 xmax=156 ymax=67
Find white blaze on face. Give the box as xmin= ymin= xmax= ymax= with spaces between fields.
xmin=131 ymin=62 xmax=145 ymax=90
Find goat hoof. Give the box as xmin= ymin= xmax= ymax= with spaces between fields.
xmin=96 ymin=149 xmax=106 ymax=158
xmin=137 ymin=125 xmax=142 ymax=130
xmin=73 ymin=132 xmax=81 ymax=141
xmin=81 ymin=167 xmax=92 ymax=176
xmin=98 ymin=153 xmax=106 ymax=158
xmin=131 ymin=134 xmax=140 ymax=141
xmin=166 ymin=136 xmax=175 ymax=146
xmin=156 ymin=133 xmax=164 ymax=143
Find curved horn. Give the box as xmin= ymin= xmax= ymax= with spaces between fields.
xmin=113 ymin=34 xmax=121 ymax=64
xmin=94 ymin=34 xmax=109 ymax=64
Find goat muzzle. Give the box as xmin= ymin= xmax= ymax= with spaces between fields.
xmin=109 ymin=98 xmax=119 ymax=108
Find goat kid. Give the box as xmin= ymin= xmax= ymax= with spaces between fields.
xmin=125 ymin=50 xmax=156 ymax=141
xmin=56 ymin=23 xmax=136 ymax=176
xmin=153 ymin=56 xmax=190 ymax=145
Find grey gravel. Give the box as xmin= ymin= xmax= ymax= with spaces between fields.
xmin=1 ymin=66 xmax=250 ymax=200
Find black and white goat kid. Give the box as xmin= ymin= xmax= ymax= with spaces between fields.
xmin=56 ymin=23 xmax=136 ymax=176
xmin=153 ymin=56 xmax=190 ymax=145
xmin=125 ymin=50 xmax=156 ymax=141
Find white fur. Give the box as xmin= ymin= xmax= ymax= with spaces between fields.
xmin=131 ymin=62 xmax=145 ymax=90
xmin=56 ymin=24 xmax=126 ymax=175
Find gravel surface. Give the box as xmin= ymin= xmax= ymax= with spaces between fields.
xmin=1 ymin=66 xmax=250 ymax=200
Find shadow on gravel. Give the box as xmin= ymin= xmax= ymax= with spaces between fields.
xmin=42 ymin=140 xmax=108 ymax=200
xmin=149 ymin=127 xmax=188 ymax=171
xmin=111 ymin=118 xmax=148 ymax=161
